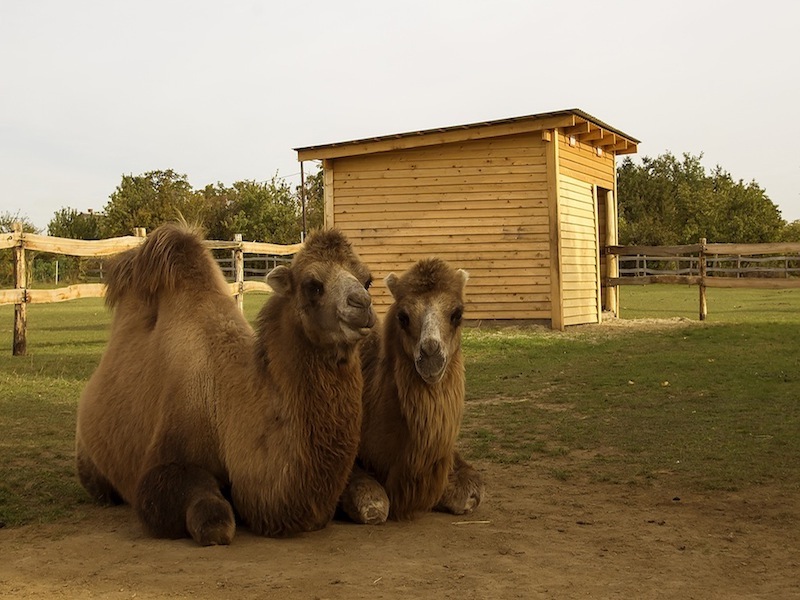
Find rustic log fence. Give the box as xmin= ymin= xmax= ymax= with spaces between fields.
xmin=605 ymin=239 xmax=800 ymax=320
xmin=0 ymin=223 xmax=301 ymax=355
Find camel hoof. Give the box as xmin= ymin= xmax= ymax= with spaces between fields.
xmin=358 ymin=499 xmax=389 ymax=525
xmin=186 ymin=496 xmax=236 ymax=546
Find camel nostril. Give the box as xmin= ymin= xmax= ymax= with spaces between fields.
xmin=347 ymin=291 xmax=369 ymax=309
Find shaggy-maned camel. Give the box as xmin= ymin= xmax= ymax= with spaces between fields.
xmin=75 ymin=223 xmax=375 ymax=545
xmin=340 ymin=258 xmax=484 ymax=523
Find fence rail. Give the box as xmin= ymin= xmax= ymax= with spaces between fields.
xmin=605 ymin=239 xmax=800 ymax=319
xmin=2 ymin=224 xmax=301 ymax=355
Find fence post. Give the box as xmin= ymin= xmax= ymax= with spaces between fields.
xmin=12 ymin=222 xmax=27 ymax=356
xmin=234 ymin=234 xmax=244 ymax=313
xmin=699 ymin=237 xmax=707 ymax=321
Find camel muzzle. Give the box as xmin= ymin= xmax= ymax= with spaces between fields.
xmin=415 ymin=340 xmax=446 ymax=384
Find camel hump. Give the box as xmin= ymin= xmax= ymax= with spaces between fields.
xmin=104 ymin=222 xmax=217 ymax=308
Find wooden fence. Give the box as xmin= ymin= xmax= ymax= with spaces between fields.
xmin=0 ymin=224 xmax=302 ymax=355
xmin=605 ymin=239 xmax=800 ymax=320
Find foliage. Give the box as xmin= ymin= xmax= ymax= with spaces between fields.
xmin=47 ymin=208 xmax=103 ymax=240
xmin=779 ymin=220 xmax=800 ymax=242
xmin=0 ymin=211 xmax=39 ymax=234
xmin=102 ymin=169 xmax=195 ymax=237
xmin=99 ymin=169 xmax=317 ymax=243
xmin=219 ymin=177 xmax=301 ymax=244
xmin=617 ymin=153 xmax=784 ymax=245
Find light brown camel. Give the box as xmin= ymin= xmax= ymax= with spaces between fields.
xmin=75 ymin=223 xmax=375 ymax=545
xmin=339 ymin=258 xmax=484 ymax=523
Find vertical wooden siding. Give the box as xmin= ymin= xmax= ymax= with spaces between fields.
xmin=556 ymin=132 xmax=615 ymax=325
xmin=558 ymin=175 xmax=600 ymax=326
xmin=330 ymin=133 xmax=552 ymax=320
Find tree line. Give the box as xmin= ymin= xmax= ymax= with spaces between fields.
xmin=44 ymin=168 xmax=324 ymax=243
xmin=617 ymin=152 xmax=800 ymax=245
xmin=0 ymin=168 xmax=323 ymax=286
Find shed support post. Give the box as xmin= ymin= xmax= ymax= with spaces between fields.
xmin=545 ymin=129 xmax=564 ymax=330
xmin=323 ymin=159 xmax=335 ymax=230
xmin=603 ymin=189 xmax=618 ymax=317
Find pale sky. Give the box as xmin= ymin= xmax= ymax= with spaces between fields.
xmin=2 ymin=0 xmax=798 ymax=233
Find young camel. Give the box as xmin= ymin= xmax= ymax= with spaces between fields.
xmin=75 ymin=223 xmax=375 ymax=545
xmin=340 ymin=258 xmax=484 ymax=523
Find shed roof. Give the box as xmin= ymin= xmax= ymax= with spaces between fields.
xmin=295 ymin=108 xmax=639 ymax=161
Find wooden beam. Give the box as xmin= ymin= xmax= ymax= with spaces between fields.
xmin=545 ymin=130 xmax=564 ymax=331
xmin=297 ymin=114 xmax=578 ymax=161
xmin=564 ymin=121 xmax=591 ymax=137
xmin=578 ymin=127 xmax=605 ymax=142
xmin=611 ymin=139 xmax=629 ymax=152
xmin=323 ymin=159 xmax=335 ymax=229
xmin=597 ymin=133 xmax=618 ymax=148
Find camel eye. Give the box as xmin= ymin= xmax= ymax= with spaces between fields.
xmin=364 ymin=277 xmax=372 ymax=291
xmin=450 ymin=307 xmax=463 ymax=326
xmin=397 ymin=310 xmax=410 ymax=329
xmin=303 ymin=278 xmax=324 ymax=298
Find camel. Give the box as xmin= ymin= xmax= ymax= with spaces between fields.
xmin=75 ymin=223 xmax=375 ymax=545
xmin=339 ymin=258 xmax=484 ymax=524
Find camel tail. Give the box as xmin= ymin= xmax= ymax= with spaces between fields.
xmin=104 ymin=222 xmax=218 ymax=308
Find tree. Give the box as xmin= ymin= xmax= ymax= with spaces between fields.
xmin=617 ymin=152 xmax=784 ymax=245
xmin=47 ymin=208 xmax=103 ymax=239
xmin=780 ymin=220 xmax=800 ymax=242
xmin=221 ymin=177 xmax=301 ymax=243
xmin=103 ymin=169 xmax=194 ymax=237
xmin=0 ymin=211 xmax=38 ymax=234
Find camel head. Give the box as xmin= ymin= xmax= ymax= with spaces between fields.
xmin=267 ymin=229 xmax=376 ymax=348
xmin=385 ymin=258 xmax=468 ymax=385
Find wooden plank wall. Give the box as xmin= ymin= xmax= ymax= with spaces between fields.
xmin=559 ymin=134 xmax=616 ymax=188
xmin=557 ymin=129 xmax=614 ymax=326
xmin=330 ymin=133 xmax=552 ymax=320
xmin=558 ymin=175 xmax=600 ymax=326
xmin=559 ymin=133 xmax=618 ymax=320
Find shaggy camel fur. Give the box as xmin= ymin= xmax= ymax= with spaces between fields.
xmin=75 ymin=223 xmax=375 ymax=545
xmin=340 ymin=258 xmax=484 ymax=523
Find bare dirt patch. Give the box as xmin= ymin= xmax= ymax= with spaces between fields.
xmin=2 ymin=461 xmax=798 ymax=599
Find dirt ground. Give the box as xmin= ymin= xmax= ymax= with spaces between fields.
xmin=1 ymin=461 xmax=798 ymax=600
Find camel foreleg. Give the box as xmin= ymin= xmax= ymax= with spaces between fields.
xmin=339 ymin=463 xmax=390 ymax=525
xmin=135 ymin=463 xmax=235 ymax=546
xmin=435 ymin=451 xmax=484 ymax=515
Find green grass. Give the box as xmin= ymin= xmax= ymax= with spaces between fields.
xmin=461 ymin=286 xmax=800 ymax=491
xmin=1 ymin=286 xmax=799 ymax=526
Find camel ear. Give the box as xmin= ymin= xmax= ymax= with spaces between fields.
xmin=384 ymin=273 xmax=400 ymax=299
xmin=457 ymin=269 xmax=469 ymax=289
xmin=267 ymin=265 xmax=292 ymax=296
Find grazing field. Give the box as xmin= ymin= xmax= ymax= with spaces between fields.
xmin=1 ymin=285 xmax=799 ymax=599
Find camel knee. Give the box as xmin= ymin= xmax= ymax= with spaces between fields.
xmin=135 ymin=463 xmax=235 ymax=545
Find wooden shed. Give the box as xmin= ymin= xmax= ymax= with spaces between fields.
xmin=295 ymin=108 xmax=639 ymax=329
